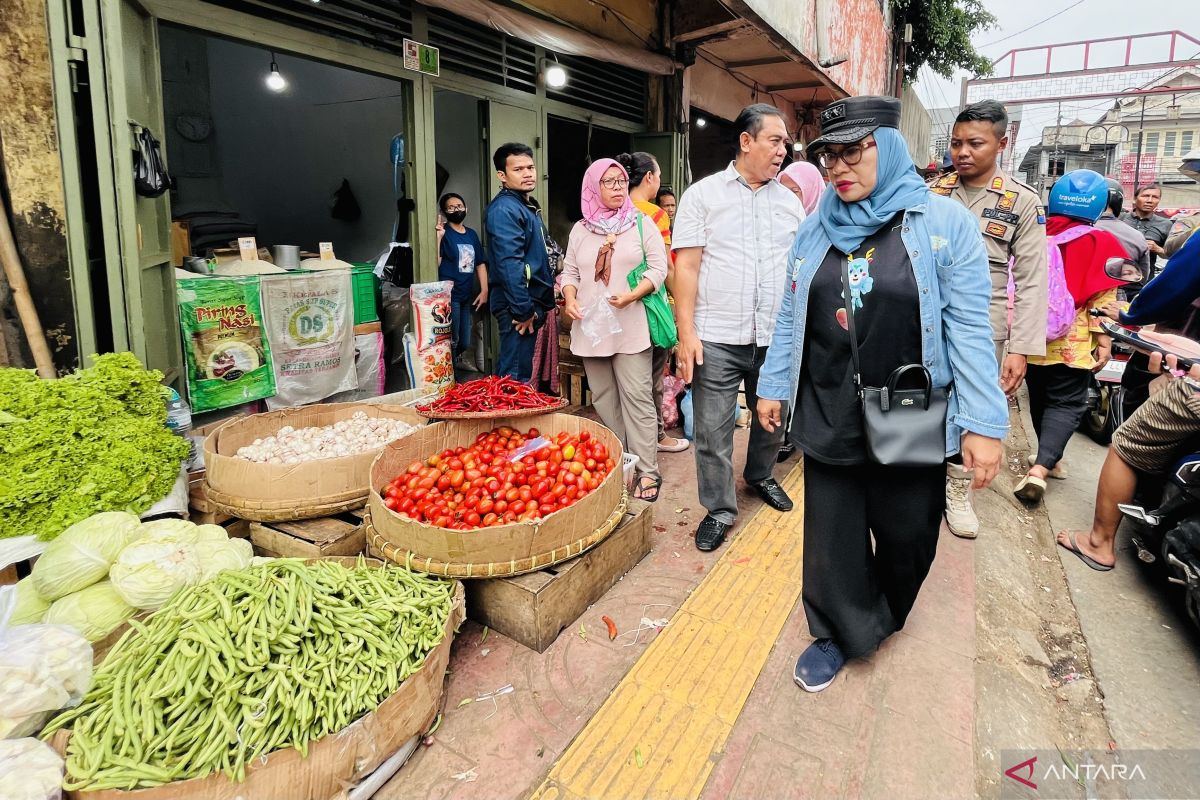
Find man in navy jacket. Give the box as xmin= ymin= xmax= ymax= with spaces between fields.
xmin=484 ymin=142 xmax=555 ymax=381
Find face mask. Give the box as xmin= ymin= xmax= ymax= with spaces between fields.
xmin=445 ymin=210 xmax=467 ymax=224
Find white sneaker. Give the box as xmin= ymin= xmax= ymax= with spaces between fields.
xmin=945 ymin=465 xmax=978 ymax=539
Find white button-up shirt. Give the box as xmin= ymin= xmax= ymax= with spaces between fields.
xmin=672 ymin=162 xmax=804 ymax=347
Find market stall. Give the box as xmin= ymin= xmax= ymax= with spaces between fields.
xmin=1 ymin=349 xmax=651 ymax=797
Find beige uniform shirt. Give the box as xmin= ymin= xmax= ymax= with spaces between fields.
xmin=930 ymin=170 xmax=1048 ymax=357
xmin=1165 ymin=211 xmax=1200 ymax=257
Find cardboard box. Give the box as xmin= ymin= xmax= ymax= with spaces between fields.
xmin=368 ymin=413 xmax=624 ymax=577
xmin=465 ymin=499 xmax=651 ymax=652
xmin=250 ymin=510 xmax=366 ymax=559
xmin=203 ymin=402 xmax=424 ymax=518
xmin=55 ymin=582 xmax=464 ymax=800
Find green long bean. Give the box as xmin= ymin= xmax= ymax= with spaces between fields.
xmin=44 ymin=557 xmax=454 ymax=791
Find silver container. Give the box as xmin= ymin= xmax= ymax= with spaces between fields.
xmin=183 ymin=256 xmax=210 ymax=274
xmin=272 ymin=245 xmax=301 ymax=270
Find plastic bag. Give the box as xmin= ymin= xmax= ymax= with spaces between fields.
xmin=681 ymin=389 xmax=694 ymax=441
xmin=410 ymin=281 xmax=453 ymax=349
xmin=403 ymin=333 xmax=454 ymax=395
xmin=177 ymin=276 xmax=276 ymax=413
xmin=0 ymin=618 xmax=93 ymax=739
xmin=661 ymin=374 xmax=685 ymax=430
xmin=261 ymin=270 xmax=357 ymax=409
xmin=0 ymin=738 xmax=65 ymax=800
xmin=578 ymin=292 xmax=622 ymax=347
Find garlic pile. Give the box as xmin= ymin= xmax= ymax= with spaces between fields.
xmin=234 ymin=412 xmax=416 ymax=464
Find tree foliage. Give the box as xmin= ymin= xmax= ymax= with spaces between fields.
xmin=893 ymin=0 xmax=997 ymax=82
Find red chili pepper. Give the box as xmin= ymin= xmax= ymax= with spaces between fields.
xmin=417 ymin=376 xmax=561 ymax=414
xmin=602 ymin=615 xmax=618 ymax=641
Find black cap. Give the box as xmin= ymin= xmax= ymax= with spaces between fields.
xmin=808 ymin=96 xmax=903 ymax=152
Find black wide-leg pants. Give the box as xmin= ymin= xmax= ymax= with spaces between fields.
xmin=801 ymin=457 xmax=946 ymax=658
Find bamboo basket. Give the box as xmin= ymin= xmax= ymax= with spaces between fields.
xmin=202 ymin=402 xmax=423 ymax=522
xmin=412 ymin=396 xmax=568 ymax=421
xmin=367 ymin=413 xmax=625 ymax=579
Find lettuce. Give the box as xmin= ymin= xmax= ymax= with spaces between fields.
xmin=0 ymin=353 xmax=189 ymax=540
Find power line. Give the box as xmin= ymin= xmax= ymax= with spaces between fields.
xmin=977 ymin=0 xmax=1088 ymax=50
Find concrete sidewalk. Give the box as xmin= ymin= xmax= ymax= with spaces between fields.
xmin=381 ymin=408 xmax=1123 ymax=799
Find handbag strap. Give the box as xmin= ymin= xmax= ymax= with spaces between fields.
xmin=841 ymin=256 xmax=863 ymax=389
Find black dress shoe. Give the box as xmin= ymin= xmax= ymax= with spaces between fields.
xmin=695 ymin=515 xmax=733 ymax=552
xmin=750 ymin=477 xmax=794 ymax=511
xmin=776 ymin=441 xmax=796 ymax=463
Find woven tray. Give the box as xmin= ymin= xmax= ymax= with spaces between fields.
xmin=413 ymin=396 xmax=569 ymax=420
xmin=366 ymin=493 xmax=628 ymax=578
xmin=204 ymin=484 xmax=367 ymax=523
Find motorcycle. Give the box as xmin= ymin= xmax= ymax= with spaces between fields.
xmin=1098 ymin=316 xmax=1200 ymax=629
xmin=1118 ymin=450 xmax=1200 ymax=630
xmin=1080 ymin=338 xmax=1132 ymax=445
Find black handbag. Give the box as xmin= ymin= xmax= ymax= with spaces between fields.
xmin=842 ymin=258 xmax=949 ymax=467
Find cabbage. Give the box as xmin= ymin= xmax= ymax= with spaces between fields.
xmin=30 ymin=512 xmax=141 ymax=601
xmin=109 ymin=540 xmax=203 ymax=611
xmin=193 ymin=524 xmax=232 ymax=544
xmin=43 ymin=581 xmax=134 ymax=643
xmin=138 ymin=518 xmax=198 ymax=542
xmin=3 ymin=580 xmax=50 ymax=626
xmin=194 ymin=538 xmax=253 ymax=580
xmin=0 ymin=738 xmax=65 ymax=799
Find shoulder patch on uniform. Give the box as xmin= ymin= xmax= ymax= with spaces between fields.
xmin=935 ymin=173 xmax=959 ymax=189
xmin=1036 ymin=205 xmax=1047 ymax=224
xmin=983 ymin=207 xmax=1020 ymax=225
xmin=991 ymin=176 xmax=1005 ymax=191
xmin=985 ymin=222 xmax=1009 ymax=238
xmin=998 ymin=191 xmax=1017 ymax=212
xmin=931 ymin=186 xmax=953 ymax=196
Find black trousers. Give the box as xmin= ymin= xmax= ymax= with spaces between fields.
xmin=802 ymin=457 xmax=945 ymax=658
xmin=1025 ymin=363 xmax=1091 ymax=470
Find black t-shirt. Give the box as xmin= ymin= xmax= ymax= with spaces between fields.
xmin=791 ymin=214 xmax=922 ymax=465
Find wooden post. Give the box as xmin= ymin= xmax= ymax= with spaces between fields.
xmin=0 ymin=209 xmax=56 ymax=377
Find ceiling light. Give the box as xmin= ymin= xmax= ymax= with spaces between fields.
xmin=792 ymin=141 xmax=803 ymax=152
xmin=544 ymin=62 xmax=568 ymax=89
xmin=265 ymin=54 xmax=287 ymax=92
xmin=695 ymin=117 xmax=708 ymax=129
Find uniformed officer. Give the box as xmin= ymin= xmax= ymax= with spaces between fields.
xmin=930 ymin=99 xmax=1048 ymax=540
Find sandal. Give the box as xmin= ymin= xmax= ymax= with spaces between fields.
xmin=634 ymin=474 xmax=661 ymax=503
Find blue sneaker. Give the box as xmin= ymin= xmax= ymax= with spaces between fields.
xmin=793 ymin=639 xmax=845 ymax=692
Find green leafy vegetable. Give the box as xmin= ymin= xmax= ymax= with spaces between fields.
xmin=0 ymin=353 xmax=190 ymax=540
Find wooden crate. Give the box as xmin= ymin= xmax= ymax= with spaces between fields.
xmin=558 ymin=360 xmax=592 ymax=409
xmin=462 ymin=500 xmax=652 ymax=652
xmin=250 ymin=508 xmax=366 ymax=559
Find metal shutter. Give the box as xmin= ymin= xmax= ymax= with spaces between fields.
xmin=547 ymin=52 xmax=646 ymax=124
xmin=203 ymin=0 xmax=414 ymax=56
xmin=425 ymin=9 xmax=537 ymax=93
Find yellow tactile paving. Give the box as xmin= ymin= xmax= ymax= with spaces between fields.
xmin=529 ymin=462 xmax=805 ymax=800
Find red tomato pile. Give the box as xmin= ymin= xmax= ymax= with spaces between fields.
xmin=380 ymin=425 xmax=615 ymax=529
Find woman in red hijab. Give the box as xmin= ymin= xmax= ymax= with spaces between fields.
xmin=1015 ymin=170 xmax=1136 ymax=504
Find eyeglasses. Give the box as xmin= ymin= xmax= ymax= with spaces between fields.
xmin=444 ymin=205 xmax=466 ymax=212
xmin=817 ymin=140 xmax=877 ymax=169
xmin=600 ymin=178 xmax=629 ymax=189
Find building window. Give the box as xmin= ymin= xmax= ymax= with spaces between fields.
xmin=1143 ymin=132 xmax=1160 ymax=154
xmin=1165 ymin=131 xmax=1177 ymax=157
xmin=1183 ymin=131 xmax=1195 ymax=154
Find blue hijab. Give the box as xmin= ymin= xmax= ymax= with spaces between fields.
xmin=817 ymin=127 xmax=929 ymax=254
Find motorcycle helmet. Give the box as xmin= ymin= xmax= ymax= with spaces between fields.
xmin=1048 ymin=169 xmax=1108 ymax=223
xmin=941 ymin=149 xmax=953 ymax=171
xmin=1104 ymin=177 xmax=1124 ymax=217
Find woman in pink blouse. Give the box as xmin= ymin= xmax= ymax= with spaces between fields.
xmin=562 ymin=158 xmax=669 ymax=501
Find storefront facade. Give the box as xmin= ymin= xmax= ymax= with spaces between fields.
xmin=2 ymin=0 xmax=898 ymax=378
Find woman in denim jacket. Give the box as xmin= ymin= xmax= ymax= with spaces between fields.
xmin=756 ymin=96 xmax=1009 ymax=693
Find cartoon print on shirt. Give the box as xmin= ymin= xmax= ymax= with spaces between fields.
xmin=835 ymin=247 xmax=875 ymax=331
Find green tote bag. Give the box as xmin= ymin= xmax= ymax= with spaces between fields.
xmin=628 ymin=214 xmax=679 ymax=349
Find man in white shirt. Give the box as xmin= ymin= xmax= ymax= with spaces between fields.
xmin=673 ymin=103 xmax=805 ymax=551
